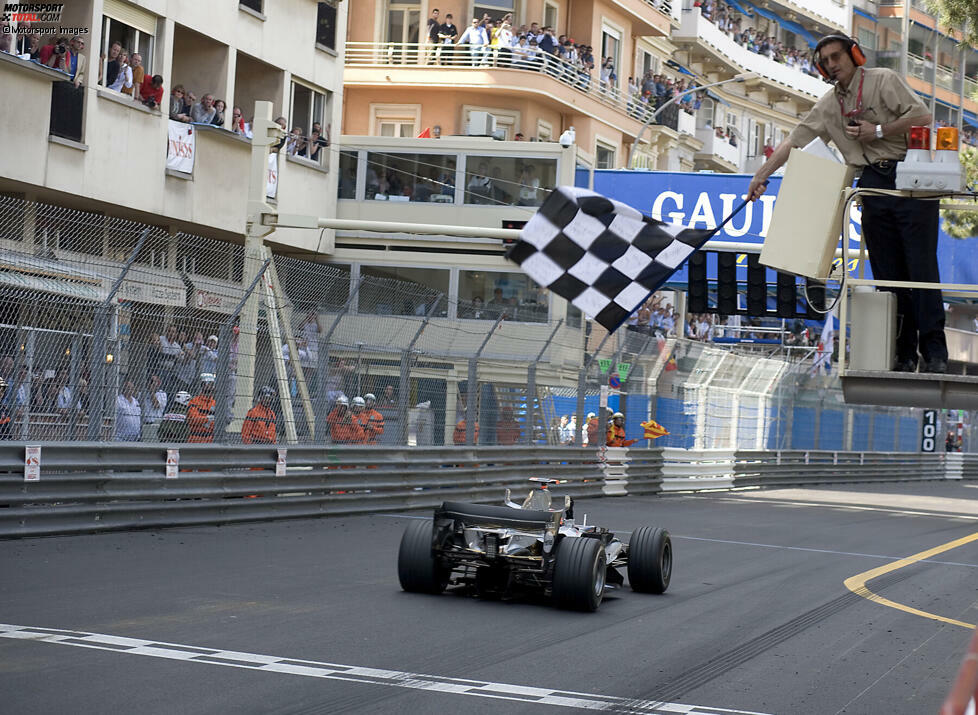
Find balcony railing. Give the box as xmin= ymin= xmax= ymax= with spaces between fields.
xmin=345 ymin=42 xmax=692 ymax=133
xmin=695 ymin=128 xmax=740 ymax=167
xmin=674 ymin=10 xmax=830 ymax=99
xmin=965 ymin=76 xmax=978 ymax=99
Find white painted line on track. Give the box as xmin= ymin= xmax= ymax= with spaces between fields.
xmin=0 ymin=623 xmax=772 ymax=715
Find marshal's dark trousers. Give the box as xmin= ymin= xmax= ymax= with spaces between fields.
xmin=857 ymin=165 xmax=948 ymax=366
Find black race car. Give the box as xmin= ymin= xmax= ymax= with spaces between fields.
xmin=398 ymin=478 xmax=672 ymax=611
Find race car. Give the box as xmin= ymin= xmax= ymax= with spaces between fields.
xmin=397 ymin=478 xmax=672 ymax=611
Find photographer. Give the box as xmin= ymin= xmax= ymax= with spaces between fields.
xmin=40 ymin=36 xmax=87 ymax=88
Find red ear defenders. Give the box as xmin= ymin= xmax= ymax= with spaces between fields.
xmin=813 ymin=35 xmax=866 ymax=79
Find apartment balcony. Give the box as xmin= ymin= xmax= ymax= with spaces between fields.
xmin=344 ymin=43 xmax=687 ymax=141
xmin=0 ymin=51 xmax=332 ymax=252
xmin=772 ymin=0 xmax=848 ymax=32
xmin=694 ymin=128 xmax=741 ymax=171
xmin=673 ymin=10 xmax=830 ymax=101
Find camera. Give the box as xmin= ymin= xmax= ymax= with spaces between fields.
xmin=53 ymin=42 xmax=67 ymax=54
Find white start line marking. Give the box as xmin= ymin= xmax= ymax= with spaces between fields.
xmin=0 ymin=623 xmax=771 ymax=715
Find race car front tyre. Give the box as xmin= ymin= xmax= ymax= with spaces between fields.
xmin=398 ymin=519 xmax=451 ymax=594
xmin=552 ymin=536 xmax=606 ymax=612
xmin=627 ymin=526 xmax=672 ymax=594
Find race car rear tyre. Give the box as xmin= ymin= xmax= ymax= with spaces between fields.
xmin=552 ymin=537 xmax=606 ymax=612
xmin=627 ymin=526 xmax=672 ymax=594
xmin=398 ymin=519 xmax=450 ymax=594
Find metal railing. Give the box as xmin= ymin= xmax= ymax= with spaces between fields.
xmin=344 ymin=41 xmax=691 ymax=131
xmin=0 ymin=443 xmax=968 ymax=537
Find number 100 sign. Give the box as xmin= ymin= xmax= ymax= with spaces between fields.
xmin=921 ymin=410 xmax=937 ymax=453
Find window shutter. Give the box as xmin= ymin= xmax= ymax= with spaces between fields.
xmin=103 ymin=0 xmax=158 ymax=36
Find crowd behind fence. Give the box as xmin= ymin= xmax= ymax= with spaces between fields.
xmin=0 ymin=195 xmax=972 ymax=453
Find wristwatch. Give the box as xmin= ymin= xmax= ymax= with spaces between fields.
xmin=874 ymin=124 xmax=884 ymax=139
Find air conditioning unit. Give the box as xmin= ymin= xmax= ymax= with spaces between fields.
xmin=467 ymin=111 xmax=496 ymax=136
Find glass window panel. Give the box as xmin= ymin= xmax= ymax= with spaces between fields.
xmin=365 ymin=152 xmax=457 ymax=202
xmin=567 ymin=303 xmax=582 ymax=328
xmin=359 ymin=266 xmax=449 ymax=316
xmin=595 ymin=144 xmax=615 ymax=170
xmin=338 ymin=151 xmax=358 ymax=199
xmin=463 ymin=155 xmax=556 ymax=206
xmin=316 ymin=2 xmax=337 ymax=49
xmin=458 ymin=270 xmax=549 ymax=323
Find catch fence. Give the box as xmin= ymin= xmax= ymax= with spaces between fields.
xmin=0 ymin=194 xmax=971 ymax=453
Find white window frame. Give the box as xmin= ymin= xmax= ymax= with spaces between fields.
xmin=290 ymin=78 xmax=330 ymax=163
xmin=370 ymin=103 xmax=421 ymax=137
xmin=101 ymin=15 xmax=155 ymax=88
xmin=600 ymin=20 xmax=624 ymax=84
xmin=595 ymin=137 xmax=617 ymax=170
xmin=536 ymin=119 xmax=553 ymax=142
xmin=544 ymin=1 xmax=558 ymax=30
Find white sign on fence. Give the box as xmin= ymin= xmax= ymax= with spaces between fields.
xmin=24 ymin=446 xmax=41 ymax=482
xmin=276 ymin=448 xmax=287 ymax=476
xmin=165 ymin=449 xmax=179 ymax=479
xmin=266 ymin=152 xmax=278 ymax=199
xmin=166 ymin=120 xmax=195 ymax=174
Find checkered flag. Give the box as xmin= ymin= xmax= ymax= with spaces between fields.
xmin=506 ymin=187 xmax=722 ymax=332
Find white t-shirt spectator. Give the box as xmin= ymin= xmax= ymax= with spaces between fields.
xmin=55 ymin=385 xmax=76 ymax=410
xmin=142 ymin=388 xmax=167 ymax=424
xmin=108 ymin=63 xmax=133 ymax=92
xmin=115 ymin=394 xmax=141 ymax=441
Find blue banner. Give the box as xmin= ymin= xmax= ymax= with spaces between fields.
xmin=580 ymin=169 xmax=977 ymax=287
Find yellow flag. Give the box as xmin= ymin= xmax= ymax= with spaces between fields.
xmin=641 ymin=418 xmax=670 ymax=440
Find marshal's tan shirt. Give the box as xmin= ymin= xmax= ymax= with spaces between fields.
xmin=786 ymin=67 xmax=930 ymax=167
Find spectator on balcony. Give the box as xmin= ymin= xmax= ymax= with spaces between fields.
xmin=427 ymin=8 xmax=442 ymax=61
xmin=304 ymin=127 xmax=326 ymax=162
xmin=512 ymin=35 xmax=531 ymax=68
xmin=211 ymin=99 xmax=226 ymax=127
xmin=380 ymin=384 xmax=396 ymax=408
xmin=169 ymin=85 xmax=191 ymax=122
xmin=231 ymin=106 xmax=246 ymax=134
xmin=458 ymin=17 xmax=489 ymax=66
xmin=51 ymin=369 xmax=74 ymax=414
xmin=17 ymin=32 xmax=41 ymax=59
xmin=41 ymin=35 xmax=87 ymax=88
xmin=141 ymin=374 xmax=167 ymax=430
xmin=439 ymin=14 xmax=458 ymax=64
xmin=128 ymin=53 xmax=145 ymax=97
xmin=175 ymin=330 xmax=201 ymax=393
xmin=108 ymin=49 xmax=133 ymax=93
xmin=466 ymin=160 xmax=493 ymax=203
xmin=114 ymin=379 xmax=142 ymax=441
xmin=156 ymin=324 xmax=183 ymax=391
xmin=191 ymin=93 xmax=217 ymax=124
xmin=286 ymin=126 xmax=306 ymax=156
xmin=100 ymin=40 xmax=122 ymax=87
xmin=139 ymin=74 xmax=164 ymax=109
xmin=493 ymin=22 xmax=514 ymax=66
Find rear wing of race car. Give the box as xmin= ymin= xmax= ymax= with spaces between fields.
xmin=436 ymin=501 xmax=561 ymax=531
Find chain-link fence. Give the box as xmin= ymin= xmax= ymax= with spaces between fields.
xmin=0 ymin=194 xmax=971 ymax=452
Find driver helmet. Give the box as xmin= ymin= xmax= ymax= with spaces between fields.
xmin=174 ymin=391 xmax=191 ymax=406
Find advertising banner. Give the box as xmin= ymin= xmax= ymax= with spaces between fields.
xmin=166 ymin=120 xmax=195 ymax=174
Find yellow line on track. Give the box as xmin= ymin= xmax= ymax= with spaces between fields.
xmin=843 ymin=532 xmax=978 ymax=630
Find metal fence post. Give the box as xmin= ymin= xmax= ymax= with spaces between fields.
xmin=214 ymin=258 xmax=272 ymax=443
xmin=574 ymin=329 xmax=614 ymax=447
xmin=314 ymin=278 xmax=361 ymax=442
xmin=526 ymin=319 xmax=563 ymax=445
xmin=399 ymin=294 xmax=444 ymax=445
xmin=469 ymin=313 xmax=505 ymax=446
xmin=86 ymin=227 xmax=151 ymax=441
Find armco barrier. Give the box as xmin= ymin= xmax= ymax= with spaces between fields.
xmin=0 ymin=444 xmax=970 ymax=537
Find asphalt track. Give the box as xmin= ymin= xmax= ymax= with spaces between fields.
xmin=2 ymin=482 xmax=978 ymax=714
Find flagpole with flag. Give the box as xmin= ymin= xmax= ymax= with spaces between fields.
xmin=812 ymin=308 xmax=835 ymax=375
xmin=505 ymin=185 xmax=759 ymax=334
